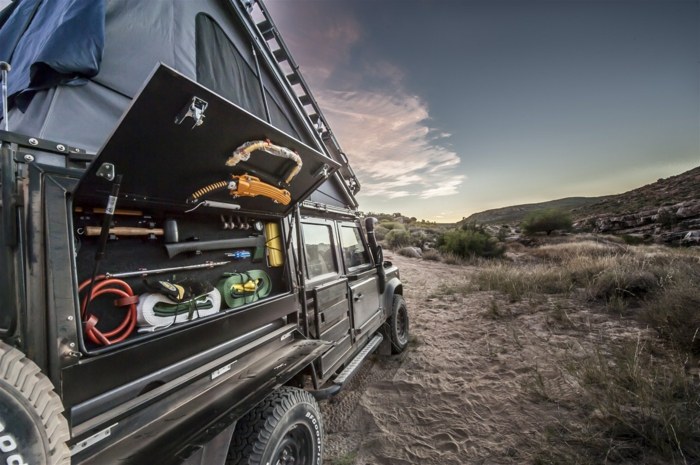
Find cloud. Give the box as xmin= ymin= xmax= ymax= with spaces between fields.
xmin=267 ymin=0 xmax=464 ymax=200
xmin=318 ymin=86 xmax=464 ymax=198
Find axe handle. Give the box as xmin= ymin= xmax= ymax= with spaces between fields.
xmin=85 ymin=226 xmax=164 ymax=236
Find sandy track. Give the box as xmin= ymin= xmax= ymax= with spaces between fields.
xmin=323 ymin=253 xmax=636 ymax=464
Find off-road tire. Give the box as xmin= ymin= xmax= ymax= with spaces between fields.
xmin=389 ymin=295 xmax=409 ymax=354
xmin=227 ymin=386 xmax=323 ymax=465
xmin=0 ymin=342 xmax=70 ymax=465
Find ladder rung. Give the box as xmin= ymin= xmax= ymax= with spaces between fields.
xmin=273 ymin=48 xmax=288 ymax=62
xmin=257 ymin=20 xmax=272 ymax=34
xmin=286 ymin=73 xmax=300 ymax=85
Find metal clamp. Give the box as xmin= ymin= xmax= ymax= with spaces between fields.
xmin=174 ymin=96 xmax=208 ymax=129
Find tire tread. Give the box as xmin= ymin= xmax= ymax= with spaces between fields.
xmin=0 ymin=342 xmax=70 ymax=465
xmin=227 ymin=387 xmax=322 ymax=465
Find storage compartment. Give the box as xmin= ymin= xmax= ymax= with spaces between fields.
xmin=72 ymin=206 xmax=289 ymax=352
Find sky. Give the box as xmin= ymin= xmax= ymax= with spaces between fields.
xmin=266 ymin=0 xmax=700 ymax=222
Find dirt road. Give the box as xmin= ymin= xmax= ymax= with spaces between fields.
xmin=322 ymin=252 xmax=635 ymax=464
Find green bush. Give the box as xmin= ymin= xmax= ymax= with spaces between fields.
xmin=380 ymin=221 xmax=406 ymax=231
xmin=438 ymin=228 xmax=504 ymax=259
xmin=385 ymin=229 xmax=411 ymax=249
xmin=522 ymin=209 xmax=572 ymax=235
xmin=657 ymin=209 xmax=678 ymax=229
xmin=373 ymin=225 xmax=389 ymax=241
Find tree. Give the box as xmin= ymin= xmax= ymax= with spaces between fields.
xmin=522 ymin=209 xmax=572 ymax=235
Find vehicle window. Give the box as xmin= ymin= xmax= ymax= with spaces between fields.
xmin=302 ymin=223 xmax=337 ymax=279
xmin=340 ymin=226 xmax=371 ymax=270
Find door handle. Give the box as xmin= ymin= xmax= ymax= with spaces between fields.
xmin=354 ymin=293 xmax=363 ymax=302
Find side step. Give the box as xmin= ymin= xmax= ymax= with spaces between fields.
xmin=311 ymin=333 xmax=383 ymax=400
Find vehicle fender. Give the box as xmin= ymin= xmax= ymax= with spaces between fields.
xmin=382 ymin=277 xmax=403 ymax=318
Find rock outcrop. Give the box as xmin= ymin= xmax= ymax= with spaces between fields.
xmin=572 ymin=168 xmax=700 ymax=244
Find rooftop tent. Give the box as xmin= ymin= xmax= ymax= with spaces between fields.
xmin=0 ymin=0 xmax=317 ymax=153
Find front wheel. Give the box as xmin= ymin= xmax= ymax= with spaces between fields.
xmin=389 ymin=295 xmax=409 ymax=354
xmin=227 ymin=387 xmax=323 ymax=465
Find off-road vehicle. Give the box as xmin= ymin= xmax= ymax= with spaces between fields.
xmin=0 ymin=1 xmax=409 ymax=464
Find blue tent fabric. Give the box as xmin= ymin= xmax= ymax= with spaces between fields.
xmin=0 ymin=0 xmax=104 ymax=113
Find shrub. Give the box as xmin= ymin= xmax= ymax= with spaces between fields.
xmin=373 ymin=225 xmax=389 ymax=241
xmin=642 ymin=282 xmax=700 ymax=353
xmin=657 ymin=209 xmax=678 ymax=229
xmin=385 ymin=229 xmax=411 ymax=249
xmin=589 ymin=269 xmax=659 ymax=304
xmin=380 ymin=221 xmax=405 ymax=231
xmin=441 ymin=252 xmax=465 ymax=265
xmin=522 ymin=209 xmax=572 ymax=235
xmin=438 ymin=228 xmax=504 ymax=259
xmin=422 ymin=249 xmax=441 ymax=261
xmin=621 ymin=234 xmax=645 ymax=245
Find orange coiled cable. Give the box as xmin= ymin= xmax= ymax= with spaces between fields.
xmin=79 ymin=277 xmax=137 ymax=346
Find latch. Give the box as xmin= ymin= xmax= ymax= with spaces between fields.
xmin=175 ymin=96 xmax=208 ymax=129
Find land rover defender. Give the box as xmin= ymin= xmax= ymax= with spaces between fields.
xmin=0 ymin=1 xmax=409 ymax=464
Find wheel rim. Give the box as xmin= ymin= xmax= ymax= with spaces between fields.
xmin=273 ymin=423 xmax=314 ymax=465
xmin=396 ymin=305 xmax=408 ymax=346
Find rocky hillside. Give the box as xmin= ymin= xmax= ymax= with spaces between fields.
xmin=572 ymin=166 xmax=700 ymax=243
xmin=462 ymin=197 xmax=605 ymax=225
xmin=464 ymin=166 xmax=700 ymax=244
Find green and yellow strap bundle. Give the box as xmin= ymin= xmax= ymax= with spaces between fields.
xmin=217 ymin=270 xmax=272 ymax=309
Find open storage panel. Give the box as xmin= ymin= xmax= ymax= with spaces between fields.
xmin=70 ymin=64 xmax=340 ymax=355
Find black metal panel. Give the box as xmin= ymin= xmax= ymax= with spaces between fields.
xmin=69 ymin=320 xmax=285 ymax=426
xmin=0 ymin=142 xmax=19 ymax=338
xmin=62 ymin=293 xmax=298 ymax=411
xmin=72 ymin=330 xmax=329 ymax=465
xmin=318 ymin=299 xmax=349 ymax=333
xmin=320 ymin=334 xmax=351 ymax=377
xmin=320 ymin=316 xmax=350 ymax=343
xmin=313 ymin=278 xmax=347 ymax=308
xmin=73 ymin=64 xmax=340 ymax=216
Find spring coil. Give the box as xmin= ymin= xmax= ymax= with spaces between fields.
xmin=188 ymin=180 xmax=229 ymax=202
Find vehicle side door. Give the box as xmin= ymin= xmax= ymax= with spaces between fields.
xmin=299 ymin=219 xmax=353 ymax=378
xmin=337 ymin=221 xmax=381 ymax=335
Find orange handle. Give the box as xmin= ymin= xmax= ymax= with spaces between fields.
xmin=231 ymin=175 xmax=291 ymax=205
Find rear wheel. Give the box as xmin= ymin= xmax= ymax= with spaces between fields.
xmin=0 ymin=342 xmax=70 ymax=465
xmin=227 ymin=387 xmax=323 ymax=465
xmin=389 ymin=295 xmax=409 ymax=354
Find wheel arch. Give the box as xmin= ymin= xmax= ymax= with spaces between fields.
xmin=383 ymin=277 xmax=402 ymax=317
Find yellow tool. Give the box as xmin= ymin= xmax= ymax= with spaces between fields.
xmin=230 ymin=174 xmax=291 ymax=205
xmin=188 ymin=175 xmax=291 ymax=205
xmin=264 ymin=222 xmax=284 ymax=267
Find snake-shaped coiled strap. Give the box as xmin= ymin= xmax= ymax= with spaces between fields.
xmin=226 ymin=140 xmax=302 ymax=184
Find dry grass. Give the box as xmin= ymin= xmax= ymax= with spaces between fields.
xmin=534 ymin=338 xmax=700 ymax=464
xmin=470 ymin=237 xmax=700 ymax=464
xmin=422 ymin=249 xmax=441 ymax=261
